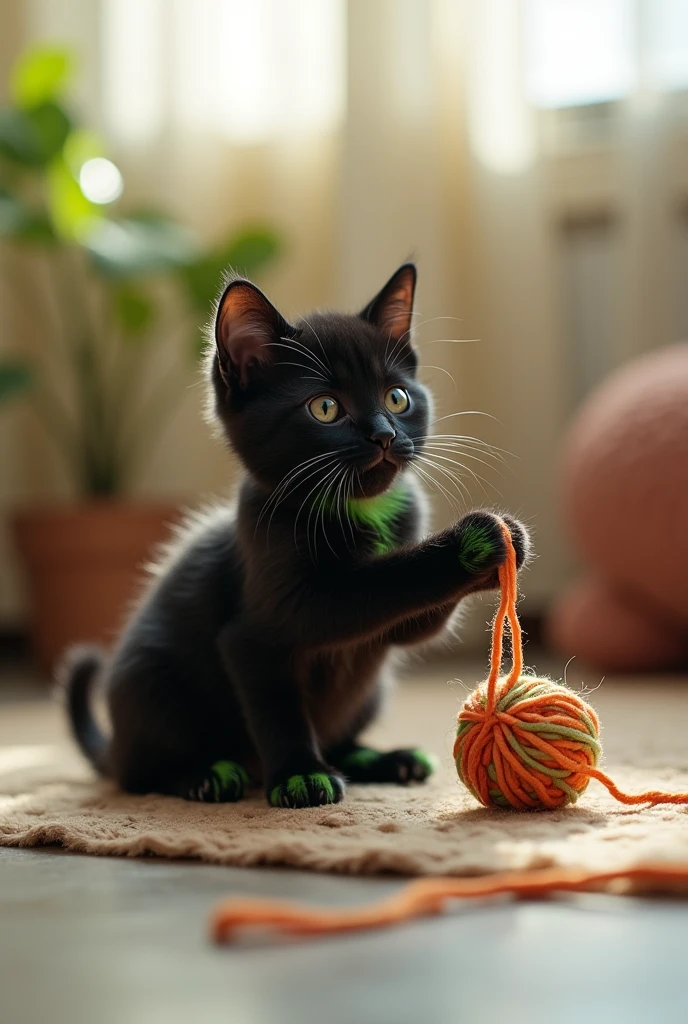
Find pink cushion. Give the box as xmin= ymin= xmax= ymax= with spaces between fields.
xmin=550 ymin=343 xmax=688 ymax=671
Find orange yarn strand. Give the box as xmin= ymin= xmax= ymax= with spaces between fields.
xmin=212 ymin=863 xmax=688 ymax=943
xmin=453 ymin=521 xmax=688 ymax=811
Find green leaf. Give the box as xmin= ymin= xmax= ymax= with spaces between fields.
xmin=0 ymin=101 xmax=71 ymax=167
xmin=222 ymin=227 xmax=282 ymax=274
xmin=0 ymin=188 xmax=55 ymax=242
xmin=0 ymin=361 xmax=34 ymax=405
xmin=63 ymin=128 xmax=105 ymax=177
xmin=121 ymin=208 xmax=170 ymax=225
xmin=15 ymin=213 xmax=56 ymax=243
xmin=0 ymin=189 xmax=30 ymax=235
xmin=46 ymin=155 xmax=101 ymax=240
xmin=11 ymin=48 xmax=73 ymax=110
xmin=85 ymin=215 xmax=199 ymax=278
xmin=181 ymin=226 xmax=281 ymax=313
xmin=113 ymin=283 xmax=156 ymax=337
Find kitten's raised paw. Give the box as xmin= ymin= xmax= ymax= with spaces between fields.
xmin=176 ymin=760 xmax=249 ymax=803
xmin=456 ymin=511 xmax=529 ymax=585
xmin=339 ymin=747 xmax=437 ymax=785
xmin=269 ymin=771 xmax=345 ymax=808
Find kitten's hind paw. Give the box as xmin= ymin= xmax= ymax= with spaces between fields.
xmin=339 ymin=747 xmax=437 ymax=785
xmin=269 ymin=771 xmax=345 ymax=809
xmin=176 ymin=760 xmax=250 ymax=803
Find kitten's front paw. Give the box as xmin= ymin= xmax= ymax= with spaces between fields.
xmin=455 ymin=511 xmax=530 ymax=588
xmin=340 ymin=747 xmax=437 ymax=785
xmin=268 ymin=770 xmax=345 ymax=809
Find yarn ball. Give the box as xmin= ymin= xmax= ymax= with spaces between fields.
xmin=454 ymin=675 xmax=601 ymax=810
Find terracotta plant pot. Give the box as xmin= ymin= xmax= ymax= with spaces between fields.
xmin=14 ymin=501 xmax=182 ymax=677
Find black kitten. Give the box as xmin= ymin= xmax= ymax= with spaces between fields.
xmin=63 ymin=263 xmax=529 ymax=808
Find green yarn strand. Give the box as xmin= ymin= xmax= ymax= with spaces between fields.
xmin=515 ymin=719 xmax=601 ymax=754
xmin=504 ymin=728 xmax=578 ymax=781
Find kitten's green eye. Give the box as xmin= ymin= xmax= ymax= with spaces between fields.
xmin=309 ymin=395 xmax=339 ymax=423
xmin=384 ymin=387 xmax=410 ymax=414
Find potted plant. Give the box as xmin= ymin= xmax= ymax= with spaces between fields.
xmin=0 ymin=47 xmax=281 ymax=672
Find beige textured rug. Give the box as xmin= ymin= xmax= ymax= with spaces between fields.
xmin=2 ymin=675 xmax=688 ymax=876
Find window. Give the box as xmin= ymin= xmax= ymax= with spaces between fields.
xmin=524 ymin=0 xmax=688 ymax=110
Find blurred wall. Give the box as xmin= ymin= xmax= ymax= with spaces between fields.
xmin=0 ymin=0 xmax=29 ymax=622
xmin=2 ymin=0 xmax=687 ymax=629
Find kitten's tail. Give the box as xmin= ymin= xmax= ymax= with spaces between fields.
xmin=58 ymin=645 xmax=111 ymax=776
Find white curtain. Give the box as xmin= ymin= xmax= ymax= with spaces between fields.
xmin=2 ymin=0 xmax=686 ymax=623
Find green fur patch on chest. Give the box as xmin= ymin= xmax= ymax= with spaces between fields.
xmin=346 ymin=486 xmax=409 ymax=555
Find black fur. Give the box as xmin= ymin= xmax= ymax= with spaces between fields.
xmin=62 ymin=264 xmax=529 ymax=808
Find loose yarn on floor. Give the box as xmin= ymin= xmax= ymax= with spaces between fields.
xmin=211 ymin=864 xmax=688 ymax=943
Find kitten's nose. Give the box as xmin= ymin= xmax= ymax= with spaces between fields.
xmin=369 ymin=425 xmax=397 ymax=450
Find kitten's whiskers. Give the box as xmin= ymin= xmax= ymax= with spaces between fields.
xmin=415 ymin=364 xmax=457 ymax=390
xmin=411 ymin=462 xmax=462 ymax=517
xmin=416 ymin=452 xmax=489 ymax=502
xmin=429 ymin=410 xmax=499 ymax=428
xmin=257 ymin=450 xmax=349 ymax=545
xmin=302 ymin=462 xmax=343 ymax=561
xmin=316 ymin=465 xmax=346 ymax=560
xmin=263 ymin=340 xmax=328 ymax=381
xmin=295 ymin=461 xmax=342 ymax=559
xmin=296 ymin=317 xmax=332 ymax=377
xmin=280 ymin=335 xmax=331 ymax=377
xmin=419 ymin=441 xmax=508 ymax=477
xmin=415 ymin=454 xmax=473 ymax=506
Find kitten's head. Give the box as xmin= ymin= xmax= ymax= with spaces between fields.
xmin=206 ymin=263 xmax=431 ymax=500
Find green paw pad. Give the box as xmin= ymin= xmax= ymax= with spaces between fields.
xmin=210 ymin=760 xmax=250 ymax=801
xmin=269 ymin=772 xmax=342 ymax=808
xmin=458 ymin=522 xmax=497 ymax=573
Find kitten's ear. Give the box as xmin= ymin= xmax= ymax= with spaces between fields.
xmin=359 ymin=263 xmax=417 ymax=344
xmin=214 ymin=279 xmax=293 ymax=388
